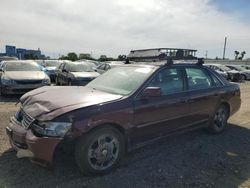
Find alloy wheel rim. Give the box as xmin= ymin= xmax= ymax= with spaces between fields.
xmin=214 ymin=108 xmax=226 ymax=128
xmin=87 ymin=134 xmax=119 ymax=171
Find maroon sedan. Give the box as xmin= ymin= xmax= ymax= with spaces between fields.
xmin=6 ymin=62 xmax=241 ymax=175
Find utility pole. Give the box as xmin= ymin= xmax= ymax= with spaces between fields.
xmin=223 ymin=37 xmax=227 ymax=59
xmin=205 ymin=50 xmax=208 ymax=59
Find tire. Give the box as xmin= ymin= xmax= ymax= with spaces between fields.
xmin=0 ymin=85 xmax=5 ymax=96
xmin=75 ymin=126 xmax=125 ymax=176
xmin=242 ymin=75 xmax=247 ymax=81
xmin=68 ymin=79 xmax=72 ymax=86
xmin=55 ymin=77 xmax=60 ymax=85
xmin=208 ymin=105 xmax=229 ymax=134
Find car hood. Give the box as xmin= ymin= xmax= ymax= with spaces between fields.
xmin=46 ymin=67 xmax=57 ymax=71
xmin=216 ymin=70 xmax=227 ymax=75
xmin=71 ymin=72 xmax=100 ymax=78
xmin=20 ymin=86 xmax=123 ymax=121
xmin=241 ymin=70 xmax=250 ymax=74
xmin=4 ymin=71 xmax=46 ymax=80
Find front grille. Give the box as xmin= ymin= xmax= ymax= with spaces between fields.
xmin=20 ymin=108 xmax=35 ymax=129
xmin=15 ymin=80 xmax=42 ymax=84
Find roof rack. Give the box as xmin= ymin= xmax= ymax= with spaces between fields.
xmin=196 ymin=58 xmax=204 ymax=65
xmin=162 ymin=57 xmax=204 ymax=66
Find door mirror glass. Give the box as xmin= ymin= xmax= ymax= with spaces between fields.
xmin=143 ymin=87 xmax=161 ymax=97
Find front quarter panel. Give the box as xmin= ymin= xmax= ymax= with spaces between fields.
xmin=54 ymin=97 xmax=134 ymax=136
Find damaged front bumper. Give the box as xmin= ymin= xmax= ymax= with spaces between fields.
xmin=6 ymin=117 xmax=62 ymax=167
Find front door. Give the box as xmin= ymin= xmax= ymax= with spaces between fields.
xmin=132 ymin=67 xmax=190 ymax=144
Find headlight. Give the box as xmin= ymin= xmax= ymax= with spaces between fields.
xmin=33 ymin=122 xmax=72 ymax=137
xmin=1 ymin=77 xmax=16 ymax=85
xmin=42 ymin=78 xmax=51 ymax=85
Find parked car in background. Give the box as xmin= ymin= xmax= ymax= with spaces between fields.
xmin=6 ymin=62 xmax=241 ymax=175
xmin=204 ymin=63 xmax=242 ymax=82
xmin=241 ymin=65 xmax=250 ymax=70
xmin=77 ymin=59 xmax=101 ymax=67
xmin=56 ymin=62 xmax=99 ymax=86
xmin=95 ymin=62 xmax=123 ymax=74
xmin=204 ymin=64 xmax=229 ymax=80
xmin=226 ymin=65 xmax=250 ymax=80
xmin=43 ymin=60 xmax=70 ymax=82
xmin=0 ymin=60 xmax=50 ymax=95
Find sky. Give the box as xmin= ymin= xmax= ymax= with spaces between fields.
xmin=0 ymin=0 xmax=250 ymax=59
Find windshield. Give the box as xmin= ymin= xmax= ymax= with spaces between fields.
xmin=5 ymin=62 xmax=41 ymax=71
xmin=70 ymin=63 xmax=95 ymax=72
xmin=87 ymin=66 xmax=154 ymax=95
xmin=45 ymin=61 xmax=61 ymax=67
xmin=218 ymin=65 xmax=231 ymax=71
xmin=231 ymin=65 xmax=245 ymax=71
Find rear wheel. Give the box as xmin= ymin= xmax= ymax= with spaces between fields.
xmin=75 ymin=126 xmax=125 ymax=176
xmin=208 ymin=105 xmax=229 ymax=133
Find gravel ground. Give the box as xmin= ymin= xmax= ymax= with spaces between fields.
xmin=0 ymin=82 xmax=250 ymax=188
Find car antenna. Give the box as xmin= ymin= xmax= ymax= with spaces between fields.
xmin=197 ymin=58 xmax=204 ymax=65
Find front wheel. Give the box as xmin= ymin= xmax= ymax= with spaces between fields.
xmin=55 ymin=77 xmax=60 ymax=85
xmin=208 ymin=105 xmax=229 ymax=133
xmin=75 ymin=126 xmax=125 ymax=176
xmin=68 ymin=79 xmax=72 ymax=86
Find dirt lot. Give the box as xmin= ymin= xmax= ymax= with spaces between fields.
xmin=0 ymin=83 xmax=250 ymax=188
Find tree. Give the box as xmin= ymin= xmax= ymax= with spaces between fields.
xmin=79 ymin=53 xmax=93 ymax=60
xmin=99 ymin=55 xmax=108 ymax=61
xmin=239 ymin=51 xmax=246 ymax=60
xmin=67 ymin=52 xmax=78 ymax=61
xmin=234 ymin=50 xmax=246 ymax=60
xmin=234 ymin=51 xmax=240 ymax=60
xmin=118 ymin=55 xmax=127 ymax=61
xmin=59 ymin=55 xmax=69 ymax=60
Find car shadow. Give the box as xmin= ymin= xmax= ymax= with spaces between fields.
xmin=1 ymin=123 xmax=250 ymax=188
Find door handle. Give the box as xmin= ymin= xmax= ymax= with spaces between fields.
xmin=187 ymin=99 xmax=195 ymax=103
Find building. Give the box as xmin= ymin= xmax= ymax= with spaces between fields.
xmin=0 ymin=45 xmax=45 ymax=60
xmin=127 ymin=48 xmax=197 ymax=62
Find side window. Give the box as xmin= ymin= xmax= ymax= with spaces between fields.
xmin=105 ymin=65 xmax=111 ymax=70
xmin=213 ymin=66 xmax=219 ymax=70
xmin=210 ymin=73 xmax=223 ymax=87
xmin=59 ymin=63 xmax=65 ymax=70
xmin=64 ymin=64 xmax=71 ymax=71
xmin=185 ymin=68 xmax=212 ymax=90
xmin=147 ymin=68 xmax=184 ymax=95
xmin=99 ymin=64 xmax=106 ymax=70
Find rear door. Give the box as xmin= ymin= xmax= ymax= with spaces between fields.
xmin=132 ymin=66 xmax=190 ymax=143
xmin=57 ymin=63 xmax=65 ymax=84
xmin=184 ymin=66 xmax=221 ymax=124
xmin=61 ymin=63 xmax=71 ymax=84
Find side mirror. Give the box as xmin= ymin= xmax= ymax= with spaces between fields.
xmin=62 ymin=69 xmax=68 ymax=73
xmin=143 ymin=87 xmax=161 ymax=97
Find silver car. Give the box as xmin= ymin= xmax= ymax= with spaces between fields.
xmin=0 ymin=60 xmax=51 ymax=95
xmin=226 ymin=65 xmax=250 ymax=80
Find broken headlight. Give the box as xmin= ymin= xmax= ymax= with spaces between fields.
xmin=33 ymin=122 xmax=72 ymax=137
